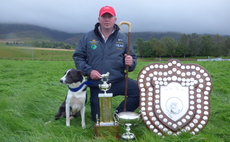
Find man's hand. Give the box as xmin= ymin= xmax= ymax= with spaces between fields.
xmin=90 ymin=70 xmax=101 ymax=80
xmin=124 ymin=54 xmax=133 ymax=66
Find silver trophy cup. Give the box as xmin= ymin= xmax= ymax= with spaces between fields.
xmin=115 ymin=111 xmax=141 ymax=140
xmin=98 ymin=72 xmax=111 ymax=95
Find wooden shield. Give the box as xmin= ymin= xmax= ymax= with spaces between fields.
xmin=137 ymin=59 xmax=212 ymax=136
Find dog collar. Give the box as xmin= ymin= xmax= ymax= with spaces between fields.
xmin=68 ymin=81 xmax=93 ymax=92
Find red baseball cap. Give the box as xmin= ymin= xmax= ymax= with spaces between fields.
xmin=99 ymin=6 xmax=116 ymax=16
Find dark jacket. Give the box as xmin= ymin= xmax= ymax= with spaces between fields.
xmin=73 ymin=23 xmax=137 ymax=86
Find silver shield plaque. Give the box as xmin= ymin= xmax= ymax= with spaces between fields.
xmin=137 ymin=59 xmax=212 ymax=136
xmin=161 ymin=82 xmax=189 ymax=122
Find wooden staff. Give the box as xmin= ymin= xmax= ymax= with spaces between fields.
xmin=119 ymin=21 xmax=132 ymax=112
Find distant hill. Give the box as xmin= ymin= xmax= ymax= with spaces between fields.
xmin=0 ymin=24 xmax=82 ymax=42
xmin=131 ymin=32 xmax=182 ymax=42
xmin=0 ymin=23 xmax=194 ymax=44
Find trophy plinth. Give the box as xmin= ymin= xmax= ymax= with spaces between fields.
xmin=115 ymin=112 xmax=141 ymax=140
xmin=94 ymin=72 xmax=119 ymax=139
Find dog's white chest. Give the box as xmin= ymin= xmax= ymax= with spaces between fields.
xmin=67 ymin=91 xmax=86 ymax=113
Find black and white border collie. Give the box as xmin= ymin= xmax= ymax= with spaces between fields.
xmin=55 ymin=69 xmax=92 ymax=128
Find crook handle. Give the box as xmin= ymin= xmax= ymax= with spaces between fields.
xmin=119 ymin=21 xmax=132 ymax=33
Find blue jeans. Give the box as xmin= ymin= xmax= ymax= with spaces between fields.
xmin=89 ymin=78 xmax=140 ymax=122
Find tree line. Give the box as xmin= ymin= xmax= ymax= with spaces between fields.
xmin=5 ymin=33 xmax=230 ymax=58
xmin=6 ymin=41 xmax=76 ymax=49
xmin=135 ymin=33 xmax=230 ymax=58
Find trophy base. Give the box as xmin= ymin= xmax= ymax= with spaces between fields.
xmin=121 ymin=132 xmax=136 ymax=140
xmin=94 ymin=123 xmax=119 ymax=139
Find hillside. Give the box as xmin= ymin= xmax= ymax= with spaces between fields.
xmin=0 ymin=24 xmax=81 ymax=42
xmin=0 ymin=23 xmax=185 ymax=44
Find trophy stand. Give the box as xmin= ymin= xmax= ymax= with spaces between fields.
xmin=94 ymin=72 xmax=119 ymax=139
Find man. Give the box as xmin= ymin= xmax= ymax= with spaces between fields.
xmin=74 ymin=6 xmax=140 ymax=122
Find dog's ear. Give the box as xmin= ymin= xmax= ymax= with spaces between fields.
xmin=76 ymin=69 xmax=85 ymax=76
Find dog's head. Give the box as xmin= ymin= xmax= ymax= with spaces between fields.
xmin=60 ymin=69 xmax=84 ymax=85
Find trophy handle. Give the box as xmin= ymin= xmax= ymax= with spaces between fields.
xmin=133 ymin=111 xmax=142 ymax=126
xmin=133 ymin=115 xmax=142 ymax=126
xmin=113 ymin=111 xmax=123 ymax=126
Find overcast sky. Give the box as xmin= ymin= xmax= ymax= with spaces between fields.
xmin=0 ymin=0 xmax=229 ymax=35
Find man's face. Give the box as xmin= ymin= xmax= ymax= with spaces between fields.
xmin=98 ymin=13 xmax=117 ymax=30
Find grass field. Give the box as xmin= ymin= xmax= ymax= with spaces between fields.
xmin=0 ymin=43 xmax=74 ymax=61
xmin=0 ymin=45 xmax=230 ymax=142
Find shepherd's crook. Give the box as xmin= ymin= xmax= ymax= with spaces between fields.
xmin=119 ymin=21 xmax=132 ymax=112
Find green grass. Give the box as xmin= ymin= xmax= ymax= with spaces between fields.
xmin=0 ymin=46 xmax=230 ymax=141
xmin=0 ymin=43 xmax=73 ymax=60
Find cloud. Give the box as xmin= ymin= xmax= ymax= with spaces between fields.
xmin=0 ymin=0 xmax=229 ymax=35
